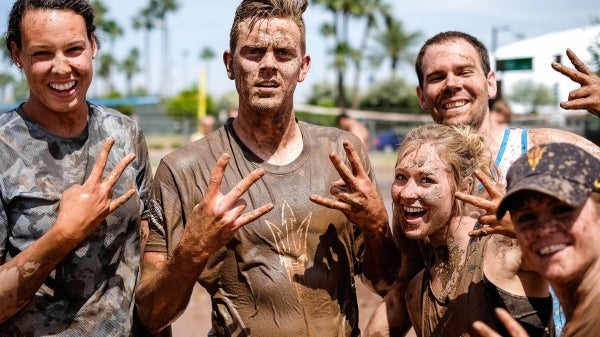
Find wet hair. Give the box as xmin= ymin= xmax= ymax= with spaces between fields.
xmin=396 ymin=123 xmax=495 ymax=216
xmin=415 ymin=31 xmax=491 ymax=88
xmin=5 ymin=0 xmax=99 ymax=62
xmin=229 ymin=0 xmax=308 ymax=54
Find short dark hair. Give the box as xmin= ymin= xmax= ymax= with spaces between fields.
xmin=5 ymin=0 xmax=98 ymax=61
xmin=229 ymin=0 xmax=308 ymax=54
xmin=415 ymin=31 xmax=490 ymax=88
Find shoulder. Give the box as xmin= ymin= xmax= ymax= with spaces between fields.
xmin=298 ymin=120 xmax=363 ymax=149
xmin=527 ymin=128 xmax=600 ymax=158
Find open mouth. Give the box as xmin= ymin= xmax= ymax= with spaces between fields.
xmin=404 ymin=206 xmax=426 ymax=220
xmin=50 ymin=80 xmax=76 ymax=92
xmin=538 ymin=243 xmax=567 ymax=256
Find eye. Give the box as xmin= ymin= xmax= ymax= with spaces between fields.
xmin=66 ymin=46 xmax=85 ymax=56
xmin=514 ymin=211 xmax=536 ymax=229
xmin=394 ymin=173 xmax=407 ymax=183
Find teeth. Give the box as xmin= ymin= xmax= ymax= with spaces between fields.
xmin=404 ymin=207 xmax=425 ymax=213
xmin=538 ymin=244 xmax=567 ymax=255
xmin=443 ymin=101 xmax=467 ymax=109
xmin=50 ymin=81 xmax=75 ymax=91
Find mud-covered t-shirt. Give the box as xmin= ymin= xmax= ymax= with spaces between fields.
xmin=0 ymin=103 xmax=152 ymax=336
xmin=146 ymin=120 xmax=373 ymax=337
xmin=420 ymin=229 xmax=554 ymax=337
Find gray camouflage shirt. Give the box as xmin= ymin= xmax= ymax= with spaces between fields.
xmin=0 ymin=103 xmax=152 ymax=336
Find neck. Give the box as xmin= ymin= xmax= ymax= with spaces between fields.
xmin=553 ymin=261 xmax=600 ymax=323
xmin=22 ymin=101 xmax=88 ymax=138
xmin=232 ymin=110 xmax=303 ymax=165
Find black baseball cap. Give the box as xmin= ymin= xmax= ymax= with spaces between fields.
xmin=497 ymin=142 xmax=600 ymax=219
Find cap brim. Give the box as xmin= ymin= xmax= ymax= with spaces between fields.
xmin=497 ymin=174 xmax=590 ymax=219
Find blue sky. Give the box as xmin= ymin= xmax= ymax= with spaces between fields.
xmin=1 ymin=0 xmax=599 ymax=102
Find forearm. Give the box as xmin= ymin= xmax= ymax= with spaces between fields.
xmin=135 ymin=239 xmax=211 ymax=333
xmin=0 ymin=227 xmax=78 ymax=323
xmin=360 ymin=222 xmax=401 ymax=296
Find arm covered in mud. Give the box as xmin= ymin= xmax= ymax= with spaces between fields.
xmin=135 ymin=154 xmax=274 ymax=333
xmin=0 ymin=139 xmax=136 ymax=323
xmin=309 ymin=140 xmax=399 ymax=295
xmin=552 ymin=48 xmax=600 ymax=118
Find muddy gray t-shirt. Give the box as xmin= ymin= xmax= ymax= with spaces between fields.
xmin=0 ymin=104 xmax=152 ymax=336
xmin=146 ymin=120 xmax=373 ymax=337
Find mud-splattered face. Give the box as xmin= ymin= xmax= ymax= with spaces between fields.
xmin=512 ymin=192 xmax=600 ymax=287
xmin=13 ymin=9 xmax=97 ymax=117
xmin=224 ymin=17 xmax=310 ymax=116
xmin=392 ymin=143 xmax=455 ymax=241
xmin=416 ymin=39 xmax=496 ymax=129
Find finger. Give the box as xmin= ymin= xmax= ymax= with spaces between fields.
xmin=309 ymin=194 xmax=351 ymax=212
xmin=494 ymin=308 xmax=529 ymax=336
xmin=455 ymin=191 xmax=495 ymax=211
xmin=468 ymin=228 xmax=490 ymax=238
xmin=103 ymin=153 xmax=136 ymax=187
xmin=234 ymin=203 xmax=274 ymax=229
xmin=566 ymin=48 xmax=594 ymax=75
xmin=224 ymin=168 xmax=266 ymax=204
xmin=327 ymin=151 xmax=356 ymax=188
xmin=88 ymin=138 xmax=115 ymax=183
xmin=473 ymin=170 xmax=503 ymax=199
xmin=343 ymin=140 xmax=366 ymax=177
xmin=109 ymin=188 xmax=137 ymax=212
xmin=551 ymin=62 xmax=582 ymax=82
xmin=205 ymin=153 xmax=230 ymax=199
xmin=472 ymin=321 xmax=502 ymax=337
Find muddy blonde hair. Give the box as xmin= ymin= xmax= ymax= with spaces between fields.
xmin=229 ymin=0 xmax=308 ymax=54
xmin=396 ymin=124 xmax=495 ymax=216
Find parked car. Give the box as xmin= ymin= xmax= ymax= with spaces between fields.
xmin=372 ymin=130 xmax=404 ymax=152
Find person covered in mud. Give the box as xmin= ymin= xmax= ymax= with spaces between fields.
xmin=470 ymin=142 xmax=600 ymax=337
xmin=0 ymin=0 xmax=152 ymax=335
xmin=392 ymin=124 xmax=554 ymax=337
xmin=134 ymin=0 xmax=398 ymax=336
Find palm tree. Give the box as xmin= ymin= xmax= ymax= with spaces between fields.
xmin=133 ymin=7 xmax=157 ymax=95
xmin=349 ymin=0 xmax=391 ymax=109
xmin=313 ymin=0 xmax=387 ymax=111
xmin=97 ymin=53 xmax=117 ymax=94
xmin=0 ymin=73 xmax=15 ymax=103
xmin=144 ymin=0 xmax=181 ymax=98
xmin=91 ymin=0 xmax=124 ymax=52
xmin=120 ymin=48 xmax=141 ymax=96
xmin=371 ymin=16 xmax=422 ymax=80
xmin=199 ymin=46 xmax=216 ymax=90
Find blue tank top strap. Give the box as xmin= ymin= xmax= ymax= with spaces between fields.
xmin=521 ymin=128 xmax=529 ymax=154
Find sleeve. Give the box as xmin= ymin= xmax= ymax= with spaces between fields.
xmin=134 ymin=128 xmax=153 ymax=220
xmin=143 ymin=160 xmax=185 ymax=255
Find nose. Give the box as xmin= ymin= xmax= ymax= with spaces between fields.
xmin=259 ymin=51 xmax=277 ymax=75
xmin=51 ymin=54 xmax=70 ymax=75
xmin=444 ymin=73 xmax=462 ymax=91
xmin=399 ymin=179 xmax=419 ymax=201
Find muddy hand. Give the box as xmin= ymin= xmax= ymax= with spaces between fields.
xmin=472 ymin=308 xmax=530 ymax=337
xmin=310 ymin=140 xmax=387 ymax=232
xmin=552 ymin=48 xmax=600 ymax=117
xmin=186 ymin=153 xmax=274 ymax=255
xmin=454 ymin=169 xmax=515 ymax=238
xmin=54 ymin=138 xmax=136 ymax=243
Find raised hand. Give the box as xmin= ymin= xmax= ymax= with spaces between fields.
xmin=309 ymin=140 xmax=388 ymax=233
xmin=184 ymin=153 xmax=274 ymax=255
xmin=552 ymin=48 xmax=600 ymax=117
xmin=472 ymin=308 xmax=530 ymax=337
xmin=53 ymin=138 xmax=136 ymax=244
xmin=454 ymin=169 xmax=516 ymax=238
